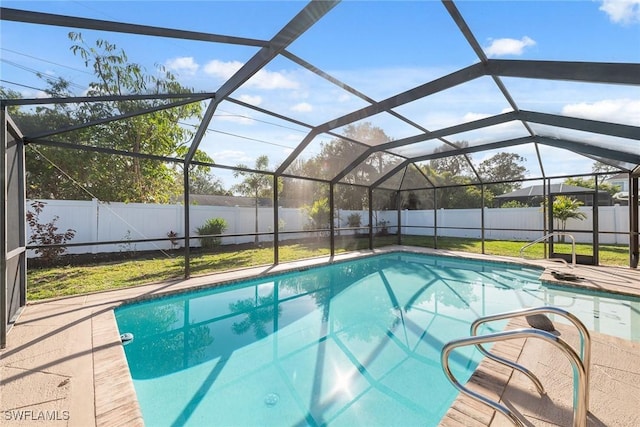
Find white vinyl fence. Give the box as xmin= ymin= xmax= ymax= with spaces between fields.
xmin=25 ymin=199 xmax=631 ymax=257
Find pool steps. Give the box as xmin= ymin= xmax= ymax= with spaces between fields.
xmin=441 ymin=306 xmax=591 ymax=427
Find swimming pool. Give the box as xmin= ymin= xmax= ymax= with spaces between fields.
xmin=115 ymin=252 xmax=640 ymax=426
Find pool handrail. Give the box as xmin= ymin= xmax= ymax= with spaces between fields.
xmin=441 ymin=328 xmax=588 ymax=427
xmin=470 ymin=305 xmax=591 ymax=410
xmin=519 ymin=232 xmax=576 ymax=267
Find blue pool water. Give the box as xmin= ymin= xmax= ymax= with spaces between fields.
xmin=115 ymin=252 xmax=640 ymax=426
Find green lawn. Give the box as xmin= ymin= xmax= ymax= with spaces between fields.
xmin=26 ymin=236 xmax=631 ymax=301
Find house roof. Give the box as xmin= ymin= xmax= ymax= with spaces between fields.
xmin=495 ymin=184 xmax=609 ymax=199
xmin=606 ymin=173 xmax=628 ymax=181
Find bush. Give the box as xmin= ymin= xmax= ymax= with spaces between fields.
xmin=500 ymin=200 xmax=529 ymax=208
xmin=376 ymin=220 xmax=389 ymax=236
xmin=347 ymin=213 xmax=361 ymax=228
xmin=195 ymin=218 xmax=228 ymax=249
xmin=26 ymin=200 xmax=76 ymax=263
xmin=303 ymin=198 xmax=330 ymax=230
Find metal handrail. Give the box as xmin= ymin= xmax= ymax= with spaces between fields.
xmin=470 ymin=306 xmax=591 ymax=411
xmin=442 ymin=328 xmax=587 ymax=427
xmin=519 ymin=232 xmax=576 ymax=267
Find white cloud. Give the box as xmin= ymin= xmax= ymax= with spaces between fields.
xmin=462 ymin=108 xmax=514 ymax=123
xmin=484 ymin=36 xmax=536 ymax=57
xmin=204 ymin=59 xmax=243 ymax=79
xmin=203 ymin=59 xmax=299 ymax=90
xmin=238 ymin=94 xmax=262 ymax=106
xmin=165 ymin=57 xmax=199 ymax=75
xmin=562 ymin=98 xmax=640 ymax=125
xmin=599 ymin=0 xmax=640 ymax=24
xmin=211 ymin=149 xmax=252 ymax=164
xmin=463 ymin=112 xmax=490 ymax=122
xmin=248 ymin=69 xmax=299 ymax=90
xmin=291 ymin=102 xmax=313 ymax=112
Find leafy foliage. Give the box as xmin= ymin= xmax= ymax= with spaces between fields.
xmin=421 ymin=146 xmax=527 ymax=208
xmin=303 ymin=198 xmax=331 ymax=230
xmin=347 ymin=213 xmax=362 ymax=228
xmin=545 ymin=196 xmax=587 ymax=241
xmin=195 ymin=218 xmax=228 ymax=249
xmin=296 ymin=124 xmax=395 ymax=210
xmin=232 ymin=155 xmax=276 ymax=243
xmin=430 ymin=141 xmax=472 ymax=177
xmin=564 ymin=177 xmax=620 ymax=196
xmin=26 ymin=201 xmax=76 ymax=263
xmin=500 ymin=200 xmax=529 ymax=208
xmin=478 ymin=152 xmax=527 ymax=195
xmin=11 ymin=33 xmax=208 ymax=203
xmin=591 ymin=161 xmax=621 ymax=180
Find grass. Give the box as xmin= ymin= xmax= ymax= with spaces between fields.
xmin=26 ymin=236 xmax=631 ymax=301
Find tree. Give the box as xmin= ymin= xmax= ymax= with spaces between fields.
xmin=173 ymin=146 xmax=221 ymax=195
xmin=477 ymin=152 xmax=527 ymax=195
xmin=429 ymin=141 xmax=472 ymax=176
xmin=187 ymin=174 xmax=229 ymax=195
xmin=232 ymin=155 xmax=274 ymax=244
xmin=550 ymin=196 xmax=587 ymax=241
xmin=6 ymin=33 xmax=206 ymax=203
xmin=564 ymin=177 xmax=620 ymax=197
xmin=303 ymin=197 xmax=330 ymax=231
xmin=424 ymin=142 xmax=485 ymax=209
xmin=294 ymin=123 xmax=394 ymax=209
xmin=419 ymin=163 xmax=489 ymax=209
xmin=592 ymin=161 xmax=621 ymax=180
xmin=420 ymin=149 xmax=528 ymax=208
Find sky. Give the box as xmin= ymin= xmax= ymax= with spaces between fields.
xmin=1 ymin=0 xmax=639 ymax=189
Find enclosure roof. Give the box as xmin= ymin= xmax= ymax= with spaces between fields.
xmin=1 ymin=1 xmax=639 ymax=191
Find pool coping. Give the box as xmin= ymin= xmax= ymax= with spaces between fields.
xmin=2 ymin=246 xmax=639 ymax=426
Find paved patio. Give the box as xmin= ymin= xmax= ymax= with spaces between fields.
xmin=1 ymin=247 xmax=639 ymax=426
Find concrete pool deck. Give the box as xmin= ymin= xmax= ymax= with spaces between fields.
xmin=1 ymin=246 xmax=639 ymax=426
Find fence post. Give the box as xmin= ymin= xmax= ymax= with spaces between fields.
xmin=92 ymin=198 xmax=99 ymax=254
xmin=613 ymin=204 xmax=619 ymax=245
xmin=404 ymin=209 xmax=408 ymax=236
xmin=175 ymin=203 xmax=183 ymax=248
xmin=234 ymin=205 xmax=240 ymax=244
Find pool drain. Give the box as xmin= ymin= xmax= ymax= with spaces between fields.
xmin=264 ymin=393 xmax=279 ymax=407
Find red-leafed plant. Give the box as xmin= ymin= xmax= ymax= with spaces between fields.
xmin=26 ymin=201 xmax=76 ymax=263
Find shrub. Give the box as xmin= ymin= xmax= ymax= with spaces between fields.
xmin=347 ymin=213 xmax=361 ymax=228
xmin=347 ymin=213 xmax=363 ymax=235
xmin=376 ymin=220 xmax=389 ymax=236
xmin=26 ymin=200 xmax=76 ymax=263
xmin=118 ymin=229 xmax=136 ymax=257
xmin=500 ymin=200 xmax=529 ymax=208
xmin=195 ymin=218 xmax=228 ymax=249
xmin=167 ymin=230 xmax=179 ymax=249
xmin=303 ymin=198 xmax=330 ymax=231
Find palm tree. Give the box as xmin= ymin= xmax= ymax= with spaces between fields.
xmin=552 ymin=196 xmax=587 ymax=241
xmin=232 ymin=156 xmax=273 ymax=244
